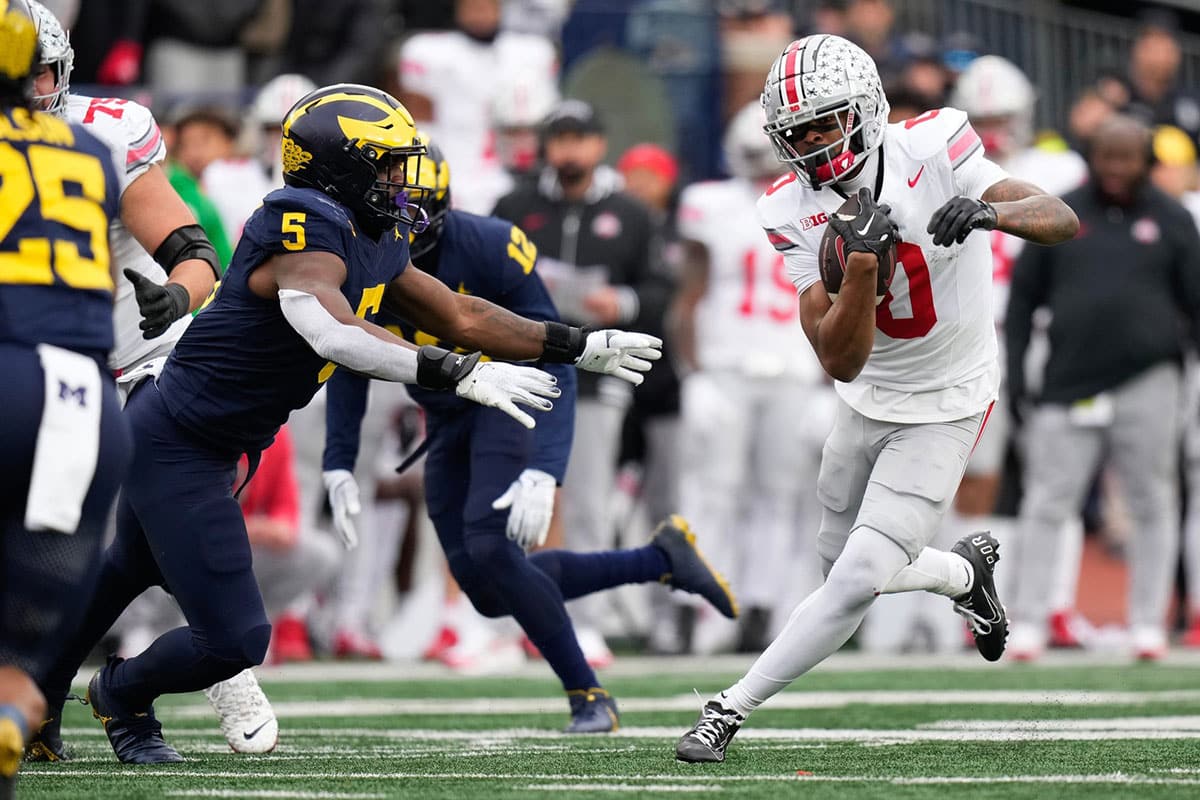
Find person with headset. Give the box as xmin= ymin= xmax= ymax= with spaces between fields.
xmin=1005 ymin=114 xmax=1200 ymax=661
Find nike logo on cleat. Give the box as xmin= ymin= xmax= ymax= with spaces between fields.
xmin=243 ymin=721 xmax=271 ymax=740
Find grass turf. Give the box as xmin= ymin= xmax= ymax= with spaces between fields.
xmin=19 ymin=659 xmax=1200 ymax=799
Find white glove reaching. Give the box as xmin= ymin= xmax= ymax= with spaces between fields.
xmin=492 ymin=468 xmax=557 ymax=550
xmin=455 ymin=360 xmax=560 ymax=429
xmin=575 ymin=330 xmax=663 ymax=385
xmin=322 ymin=469 xmax=361 ymax=550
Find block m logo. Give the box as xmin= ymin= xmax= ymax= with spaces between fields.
xmin=58 ymin=381 xmax=88 ymax=407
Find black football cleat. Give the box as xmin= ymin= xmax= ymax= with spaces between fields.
xmin=651 ymin=516 xmax=739 ymax=619
xmin=675 ymin=698 xmax=745 ymax=763
xmin=24 ymin=712 xmax=68 ymax=762
xmin=952 ymin=531 xmax=1008 ymax=662
xmin=564 ymin=688 xmax=619 ymax=734
xmin=87 ymin=659 xmax=183 ymax=764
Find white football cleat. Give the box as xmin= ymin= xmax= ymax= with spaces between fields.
xmin=204 ymin=669 xmax=278 ymax=754
xmin=1006 ymin=622 xmax=1046 ymax=662
xmin=1131 ymin=626 xmax=1168 ymax=662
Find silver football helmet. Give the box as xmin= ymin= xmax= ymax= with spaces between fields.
xmin=950 ymin=55 xmax=1035 ymax=159
xmin=761 ymin=34 xmax=889 ymax=188
xmin=723 ymin=101 xmax=779 ymax=182
xmin=29 ymin=0 xmax=72 ymax=116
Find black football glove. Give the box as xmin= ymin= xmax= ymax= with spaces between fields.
xmin=828 ymin=186 xmax=899 ymax=263
xmin=124 ymin=268 xmax=191 ymax=339
xmin=927 ymin=196 xmax=997 ymax=247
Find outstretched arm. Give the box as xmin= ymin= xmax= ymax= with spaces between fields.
xmin=387 ymin=265 xmax=662 ymax=383
xmin=982 ymin=178 xmax=1079 ymax=246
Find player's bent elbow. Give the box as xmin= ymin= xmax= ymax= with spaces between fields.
xmin=820 ymin=353 xmax=864 ymax=383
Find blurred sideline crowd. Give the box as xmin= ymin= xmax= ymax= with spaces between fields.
xmin=46 ymin=0 xmax=1200 ymax=669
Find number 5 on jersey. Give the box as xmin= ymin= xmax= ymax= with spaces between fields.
xmin=282 ymin=212 xmax=307 ymax=251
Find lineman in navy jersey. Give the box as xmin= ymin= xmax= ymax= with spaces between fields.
xmin=323 ymin=143 xmax=738 ymax=733
xmin=0 ymin=0 xmax=130 ymax=787
xmin=40 ymin=85 xmax=663 ymax=763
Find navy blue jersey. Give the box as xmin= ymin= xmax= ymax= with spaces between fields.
xmin=324 ymin=209 xmax=576 ymax=481
xmin=0 ymin=108 xmax=120 ymax=359
xmin=158 ymin=185 xmax=409 ymax=451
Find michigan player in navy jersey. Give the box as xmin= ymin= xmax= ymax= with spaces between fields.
xmin=37 ymin=84 xmax=663 ymax=764
xmin=0 ymin=0 xmax=130 ymax=790
xmin=323 ymin=142 xmax=737 ymax=733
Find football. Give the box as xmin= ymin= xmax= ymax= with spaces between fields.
xmin=817 ymin=193 xmax=897 ymax=303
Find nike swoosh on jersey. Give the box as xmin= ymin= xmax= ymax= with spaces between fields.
xmin=243 ymin=720 xmax=272 ymax=740
xmin=907 ymin=166 xmax=925 ymax=187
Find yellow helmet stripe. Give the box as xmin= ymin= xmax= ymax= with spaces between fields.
xmin=282 ymin=91 xmax=415 ymax=137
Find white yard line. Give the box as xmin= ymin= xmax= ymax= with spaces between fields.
xmin=57 ymin=721 xmax=1200 ymax=744
xmin=146 ymin=689 xmax=1200 ymax=720
xmin=524 ymin=784 xmax=720 ymax=793
xmin=67 ymin=650 xmax=1200 ymax=687
xmin=24 ymin=769 xmax=1200 ymax=787
xmin=166 ymin=792 xmax=386 ymax=799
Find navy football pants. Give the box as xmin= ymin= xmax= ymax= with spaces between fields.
xmin=41 ymin=381 xmax=270 ymax=711
xmin=0 ymin=344 xmax=130 ymax=685
xmin=424 ymin=406 xmax=668 ymax=691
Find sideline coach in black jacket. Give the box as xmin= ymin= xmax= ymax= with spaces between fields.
xmin=1005 ymin=115 xmax=1200 ymax=660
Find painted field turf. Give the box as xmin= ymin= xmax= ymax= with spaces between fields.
xmin=20 ymin=654 xmax=1200 ymax=799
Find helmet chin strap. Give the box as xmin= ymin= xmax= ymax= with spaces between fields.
xmin=833 ymin=147 xmax=880 ymax=197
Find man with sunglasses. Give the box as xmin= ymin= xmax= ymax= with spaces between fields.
xmin=675 ymin=34 xmax=1078 ymax=764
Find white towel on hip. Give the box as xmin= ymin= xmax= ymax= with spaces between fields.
xmin=24 ymin=343 xmax=103 ymax=533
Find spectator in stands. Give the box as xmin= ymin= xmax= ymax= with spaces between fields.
xmin=845 ymin=0 xmax=908 ymax=85
xmin=800 ymin=0 xmax=848 ymax=36
xmin=169 ymin=106 xmax=260 ymax=244
xmin=236 ymin=426 xmax=341 ymax=663
xmin=718 ymin=0 xmax=795 ymax=119
xmin=1006 ymin=115 xmax=1200 ymax=662
xmin=277 ymin=0 xmax=393 ymax=87
xmin=162 ymin=109 xmax=234 ymax=268
xmin=1125 ymin=11 xmax=1200 ymax=144
xmin=493 ymin=100 xmax=656 ymax=666
xmin=1068 ymin=87 xmax=1118 ymax=152
xmin=398 ymin=0 xmax=558 ymax=214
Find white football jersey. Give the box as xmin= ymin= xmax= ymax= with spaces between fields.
xmin=678 ymin=178 xmax=820 ymax=381
xmin=66 ymin=94 xmax=191 ymax=372
xmin=399 ymin=30 xmax=557 ymax=215
xmin=989 ymin=146 xmax=1086 ymax=325
xmin=758 ymin=107 xmax=1009 ymax=423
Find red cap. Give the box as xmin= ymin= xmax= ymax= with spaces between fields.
xmin=617 ymin=143 xmax=679 ymax=185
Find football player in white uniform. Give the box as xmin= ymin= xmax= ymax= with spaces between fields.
xmin=397 ymin=0 xmax=557 ymax=214
xmin=24 ymin=1 xmax=276 ymax=760
xmin=672 ymin=101 xmax=829 ymax=651
xmin=949 ymin=57 xmax=1090 ymax=656
xmin=675 ymin=34 xmax=1077 ymax=763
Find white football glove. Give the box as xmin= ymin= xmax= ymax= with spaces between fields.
xmin=491 ymin=468 xmax=557 ymax=550
xmin=575 ymin=330 xmax=663 ymax=385
xmin=322 ymin=469 xmax=361 ymax=550
xmin=455 ymin=360 xmax=560 ymax=429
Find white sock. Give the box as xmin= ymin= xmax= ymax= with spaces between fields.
xmin=721 ymin=527 xmax=910 ymax=718
xmin=881 ymin=548 xmax=973 ymax=598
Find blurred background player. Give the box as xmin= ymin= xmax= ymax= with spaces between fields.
xmin=0 ymin=0 xmax=129 ymax=790
xmin=947 ymin=54 xmax=1089 ymax=652
xmin=481 ymin=69 xmax=560 ymax=210
xmin=398 ymin=0 xmax=558 ymax=214
xmin=324 ymin=140 xmax=739 ymax=731
xmin=670 ymin=101 xmax=829 ymax=655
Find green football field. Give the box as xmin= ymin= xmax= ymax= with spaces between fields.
xmin=19 ymin=652 xmax=1200 ymax=799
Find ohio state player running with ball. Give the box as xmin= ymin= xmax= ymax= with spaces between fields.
xmin=675 ymin=34 xmax=1077 ymax=763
